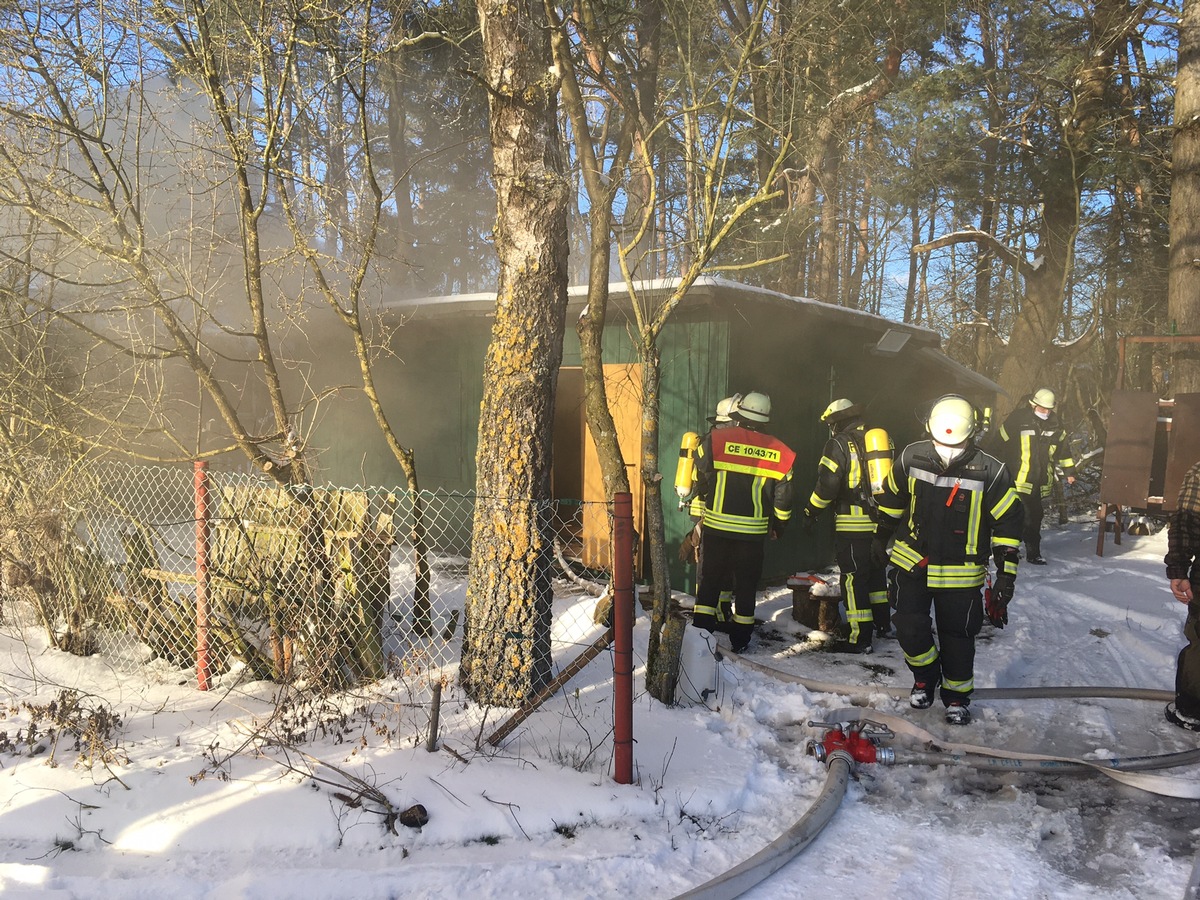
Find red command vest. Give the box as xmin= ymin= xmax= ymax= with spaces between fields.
xmin=710 ymin=427 xmax=796 ymax=479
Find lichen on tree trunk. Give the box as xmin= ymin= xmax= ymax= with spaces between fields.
xmin=460 ymin=0 xmax=570 ymax=707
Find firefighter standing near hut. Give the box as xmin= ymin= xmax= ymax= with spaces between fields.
xmin=677 ymin=394 xmax=742 ymax=628
xmin=996 ymin=388 xmax=1077 ymax=565
xmin=800 ymin=399 xmax=893 ymax=653
xmin=875 ymin=395 xmax=1024 ymax=725
xmin=691 ymin=392 xmax=795 ymax=653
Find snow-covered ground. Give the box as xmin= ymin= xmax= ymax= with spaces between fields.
xmin=0 ymin=520 xmax=1196 ymax=899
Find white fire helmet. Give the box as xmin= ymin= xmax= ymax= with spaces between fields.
xmin=1030 ymin=388 xmax=1056 ymax=410
xmin=737 ymin=391 xmax=772 ymax=423
xmin=927 ymin=395 xmax=976 ymax=445
xmin=820 ymin=398 xmax=856 ymax=424
xmin=714 ymin=394 xmax=741 ymax=424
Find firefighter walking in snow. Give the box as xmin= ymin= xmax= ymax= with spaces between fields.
xmin=692 ymin=391 xmax=795 ymax=653
xmin=996 ymin=388 xmax=1076 ymax=564
xmin=801 ymin=399 xmax=892 ymax=653
xmin=875 ymin=395 xmax=1023 ymax=725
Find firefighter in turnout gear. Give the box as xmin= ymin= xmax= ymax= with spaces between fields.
xmin=802 ymin=399 xmax=892 ymax=653
xmin=679 ymin=395 xmax=742 ymax=628
xmin=996 ymin=388 xmax=1076 ymax=564
xmin=692 ymin=391 xmax=795 ymax=653
xmin=875 ymin=395 xmax=1024 ymax=725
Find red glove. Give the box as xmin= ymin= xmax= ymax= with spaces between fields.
xmin=986 ymin=573 xmax=1014 ymax=627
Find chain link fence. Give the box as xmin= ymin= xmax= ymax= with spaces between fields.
xmin=0 ymin=457 xmax=630 ymax=773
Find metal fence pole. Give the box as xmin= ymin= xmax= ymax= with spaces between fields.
xmin=612 ymin=491 xmax=634 ymax=784
xmin=194 ymin=460 xmax=212 ymax=691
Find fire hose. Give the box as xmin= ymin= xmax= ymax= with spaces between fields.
xmin=671 ymin=650 xmax=1200 ymax=899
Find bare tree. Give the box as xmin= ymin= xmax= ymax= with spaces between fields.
xmin=460 ymin=0 xmax=572 ymax=706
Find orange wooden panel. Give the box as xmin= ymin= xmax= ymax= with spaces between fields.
xmin=581 ymin=365 xmax=643 ymax=569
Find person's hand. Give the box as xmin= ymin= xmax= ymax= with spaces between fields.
xmin=987 ymin=572 xmax=1015 ymax=627
xmin=1066 ymin=476 xmax=1076 ymax=485
xmin=1170 ymin=578 xmax=1193 ymax=604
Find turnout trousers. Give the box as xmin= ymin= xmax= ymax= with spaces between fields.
xmin=892 ymin=566 xmax=985 ymax=707
xmin=835 ymin=534 xmax=888 ymax=644
xmin=1019 ymin=490 xmax=1046 ymax=559
xmin=693 ymin=529 xmax=764 ymax=649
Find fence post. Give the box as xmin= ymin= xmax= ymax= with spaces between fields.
xmin=194 ymin=461 xmax=212 ymax=691
xmin=612 ymin=491 xmax=634 ymax=784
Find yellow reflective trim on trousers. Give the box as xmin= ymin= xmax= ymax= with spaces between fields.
xmin=694 ymin=603 xmax=719 ymax=616
xmin=906 ymin=646 xmax=939 ymax=668
xmin=732 ymin=612 xmax=755 ymax=625
xmin=943 ymin=675 xmax=973 ymax=693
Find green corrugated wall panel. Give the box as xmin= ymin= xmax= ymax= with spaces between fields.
xmin=658 ymin=318 xmax=729 ymax=594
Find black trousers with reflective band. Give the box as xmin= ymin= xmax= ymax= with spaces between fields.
xmin=892 ymin=566 xmax=984 ymax=706
xmin=695 ymin=529 xmax=765 ymax=647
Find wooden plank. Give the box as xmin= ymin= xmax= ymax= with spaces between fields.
xmin=1165 ymin=394 xmax=1200 ymax=511
xmin=580 ymin=364 xmax=643 ymax=569
xmin=1099 ymin=391 xmax=1160 ymax=506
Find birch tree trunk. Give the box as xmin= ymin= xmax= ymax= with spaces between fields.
xmin=461 ymin=0 xmax=571 ymax=706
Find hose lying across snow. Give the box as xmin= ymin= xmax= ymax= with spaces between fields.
xmin=726 ymin=649 xmax=1200 ymax=798
xmin=671 ymin=649 xmax=1200 ymax=900
xmin=674 ymin=754 xmax=852 ymax=900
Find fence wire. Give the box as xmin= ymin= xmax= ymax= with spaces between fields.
xmin=0 ymin=458 xmax=631 ymax=774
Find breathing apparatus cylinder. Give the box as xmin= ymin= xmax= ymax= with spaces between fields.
xmin=864 ymin=427 xmax=893 ymax=495
xmin=675 ymin=431 xmax=700 ymax=500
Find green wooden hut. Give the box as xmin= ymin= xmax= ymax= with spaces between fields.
xmin=306 ymin=277 xmax=1004 ymax=592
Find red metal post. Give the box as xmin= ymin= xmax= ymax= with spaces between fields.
xmin=194 ymin=461 xmax=212 ymax=691
xmin=612 ymin=492 xmax=634 ymax=784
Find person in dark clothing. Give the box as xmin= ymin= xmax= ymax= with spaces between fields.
xmin=692 ymin=391 xmax=795 ymax=653
xmin=680 ymin=394 xmax=741 ymax=627
xmin=801 ymin=398 xmax=890 ymax=653
xmin=996 ymin=388 xmax=1076 ymax=564
xmin=1162 ymin=460 xmax=1200 ymax=732
xmin=875 ymin=395 xmax=1024 ymax=726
